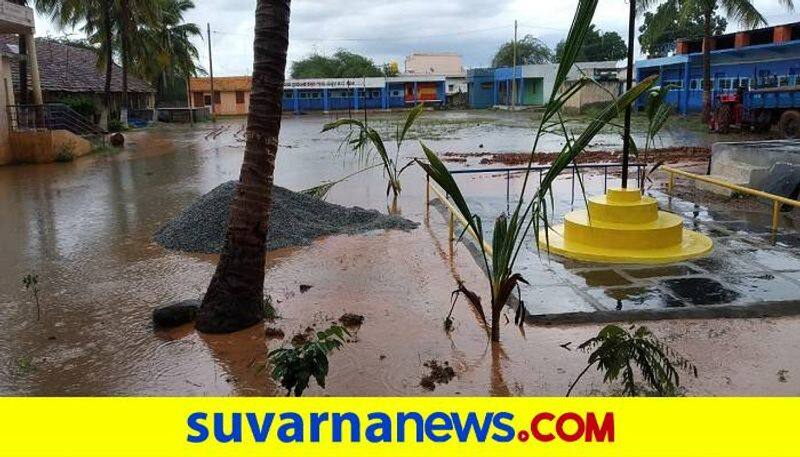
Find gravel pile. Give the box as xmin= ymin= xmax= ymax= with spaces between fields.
xmin=154 ymin=181 xmax=418 ymax=253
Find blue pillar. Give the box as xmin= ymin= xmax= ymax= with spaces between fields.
xmin=682 ymin=61 xmax=691 ymax=115
xmin=323 ymin=88 xmax=329 ymax=113
xmin=519 ymin=77 xmax=525 ymax=105
xmin=381 ymin=87 xmax=387 ymax=110
xmin=413 ymin=81 xmax=418 ymax=104
xmin=354 ymin=87 xmax=359 ymax=110
xmin=292 ymin=89 xmax=299 ymax=114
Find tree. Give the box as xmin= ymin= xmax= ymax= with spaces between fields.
xmin=129 ymin=0 xmax=202 ymax=99
xmin=639 ymin=0 xmax=727 ymax=57
xmin=638 ymin=0 xmax=795 ymax=122
xmin=196 ymin=0 xmax=291 ymax=333
xmin=381 ymin=61 xmax=399 ymax=76
xmin=290 ymin=50 xmax=383 ymax=78
xmin=555 ymin=24 xmax=627 ymax=62
xmin=491 ymin=34 xmax=553 ymax=67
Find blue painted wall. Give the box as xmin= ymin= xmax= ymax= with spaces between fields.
xmin=280 ymin=81 xmax=445 ymax=113
xmin=636 ymin=40 xmax=800 ymax=114
xmin=467 ymin=68 xmax=495 ymax=108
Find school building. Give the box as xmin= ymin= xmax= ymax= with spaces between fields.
xmin=467 ymin=61 xmax=622 ymax=112
xmin=189 ymin=75 xmax=446 ymax=115
xmin=635 ymin=22 xmax=800 ymax=114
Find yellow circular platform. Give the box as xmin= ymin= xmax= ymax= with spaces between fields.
xmin=537 ymin=188 xmax=713 ymax=264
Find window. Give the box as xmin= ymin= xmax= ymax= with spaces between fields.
xmin=203 ymin=94 xmax=212 ymax=106
xmin=690 ymin=79 xmax=699 ymax=90
xmin=391 ymin=90 xmax=400 ymax=97
xmin=738 ymin=78 xmax=750 ymax=89
xmin=719 ymin=79 xmax=732 ymax=90
xmin=778 ymin=76 xmax=789 ymax=86
xmin=213 ymin=91 xmax=221 ymax=103
xmin=235 ymin=91 xmax=245 ymax=104
xmin=480 ymin=82 xmax=493 ymax=89
xmin=448 ymin=84 xmax=454 ymax=91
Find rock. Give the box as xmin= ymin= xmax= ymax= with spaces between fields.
xmin=299 ymin=284 xmax=313 ymax=293
xmin=110 ymin=132 xmax=125 ymax=147
xmin=339 ymin=313 xmax=364 ymax=327
xmin=759 ymin=162 xmax=800 ymax=205
xmin=265 ymin=327 xmax=285 ymax=338
xmin=153 ymin=299 xmax=200 ymax=328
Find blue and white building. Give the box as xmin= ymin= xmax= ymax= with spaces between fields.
xmin=635 ymin=22 xmax=800 ymax=114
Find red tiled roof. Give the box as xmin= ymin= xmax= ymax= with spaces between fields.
xmin=0 ymin=35 xmax=153 ymax=93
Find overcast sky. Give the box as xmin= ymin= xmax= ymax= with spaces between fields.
xmin=33 ymin=0 xmax=800 ymax=76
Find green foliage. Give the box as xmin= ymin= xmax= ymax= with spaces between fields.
xmin=268 ymin=325 xmax=350 ymax=397
xmin=291 ymin=50 xmax=385 ymax=79
xmin=638 ymin=0 xmax=727 ymax=57
xmin=555 ymin=24 xmax=627 ymax=62
xmin=22 ymin=273 xmax=41 ymax=321
xmin=416 ymin=0 xmax=658 ymax=342
xmin=322 ymin=104 xmax=425 ymax=199
xmin=381 ymin=61 xmax=400 ymax=77
xmin=55 ymin=142 xmax=76 ymax=163
xmin=567 ymin=325 xmax=697 ymax=397
xmin=639 ymin=85 xmax=672 ymax=187
xmin=301 ymin=164 xmax=382 ymax=201
xmin=57 ymin=95 xmax=97 ymax=120
xmin=492 ymin=34 xmax=554 ymax=67
xmin=261 ymin=295 xmax=278 ymax=320
xmin=108 ymin=119 xmax=128 ymax=133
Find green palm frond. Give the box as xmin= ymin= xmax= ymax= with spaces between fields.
xmin=567 ymin=325 xmax=697 ymax=397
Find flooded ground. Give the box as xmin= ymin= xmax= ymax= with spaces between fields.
xmin=0 ymin=110 xmax=797 ymax=396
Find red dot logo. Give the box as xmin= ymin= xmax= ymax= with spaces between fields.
xmin=517 ymin=430 xmax=529 ymax=442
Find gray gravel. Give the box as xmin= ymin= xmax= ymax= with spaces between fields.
xmin=154 ymin=181 xmax=419 ymax=253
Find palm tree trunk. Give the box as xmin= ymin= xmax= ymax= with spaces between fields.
xmin=120 ymin=0 xmax=131 ymax=121
xmin=196 ymin=0 xmax=291 ymax=334
xmin=701 ymin=7 xmax=713 ymax=123
xmin=103 ymin=0 xmax=113 ymax=127
xmin=491 ymin=300 xmax=501 ymax=342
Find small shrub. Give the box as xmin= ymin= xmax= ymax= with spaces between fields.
xmin=58 ymin=95 xmax=96 ymax=120
xmin=268 ymin=325 xmax=349 ymax=396
xmin=261 ymin=295 xmax=278 ymax=320
xmin=22 ymin=273 xmax=41 ymax=320
xmin=54 ymin=142 xmax=76 ymax=163
xmin=567 ymin=324 xmax=697 ymax=397
xmin=108 ymin=119 xmax=128 ymax=133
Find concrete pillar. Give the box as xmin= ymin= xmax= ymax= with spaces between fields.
xmin=493 ymin=80 xmax=498 ymax=106
xmin=519 ymin=77 xmax=525 ymax=106
xmin=413 ymin=81 xmax=418 ymax=104
xmin=24 ymin=33 xmax=43 ymax=105
xmin=292 ymin=89 xmax=299 ymax=114
xmin=735 ymin=32 xmax=750 ymax=49
xmin=323 ymin=88 xmax=329 ymax=113
xmin=774 ymin=25 xmax=792 ymax=43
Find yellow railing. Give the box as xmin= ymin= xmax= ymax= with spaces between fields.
xmin=426 ymin=176 xmax=494 ymax=256
xmin=662 ymin=165 xmax=800 ymax=233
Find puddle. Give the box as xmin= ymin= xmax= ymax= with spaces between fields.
xmin=622 ymin=264 xmax=702 ymax=279
xmin=587 ymin=286 xmax=684 ymax=310
xmin=662 ymin=278 xmax=741 ymax=306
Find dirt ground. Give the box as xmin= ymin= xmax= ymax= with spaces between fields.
xmin=443 ymin=147 xmax=711 ymax=167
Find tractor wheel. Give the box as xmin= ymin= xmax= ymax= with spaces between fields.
xmin=779 ymin=110 xmax=800 ymax=139
xmin=755 ymin=110 xmax=772 ymax=133
xmin=716 ymin=104 xmax=732 ymax=134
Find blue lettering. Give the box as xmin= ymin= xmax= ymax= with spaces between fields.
xmin=332 ymin=412 xmax=360 ymax=442
xmin=186 ymin=412 xmax=208 ymax=443
xmin=310 ymin=413 xmax=329 ymax=442
xmin=245 ymin=413 xmax=275 ymax=442
xmin=365 ymin=413 xmax=392 ymax=443
xmin=491 ymin=412 xmax=515 ymax=442
xmin=278 ymin=413 xmax=304 ymax=442
xmin=424 ymin=412 xmax=453 ymax=442
xmin=213 ymin=413 xmax=242 ymax=443
xmin=397 ymin=412 xmax=424 ymax=442
xmin=452 ymin=412 xmax=493 ymax=442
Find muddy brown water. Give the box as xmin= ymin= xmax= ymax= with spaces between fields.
xmin=0 ymin=113 xmax=798 ymax=396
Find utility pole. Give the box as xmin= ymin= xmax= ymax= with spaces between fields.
xmin=511 ymin=20 xmax=517 ymax=110
xmin=621 ymin=0 xmax=636 ymax=189
xmin=207 ymin=23 xmax=215 ymax=117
